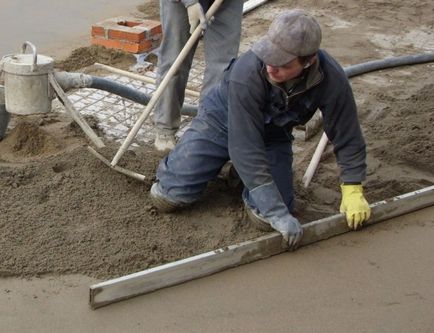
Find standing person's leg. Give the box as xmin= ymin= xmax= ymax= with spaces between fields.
xmin=154 ymin=0 xmax=198 ymax=150
xmin=201 ymin=0 xmax=243 ymax=100
xmin=151 ymin=102 xmax=230 ymax=211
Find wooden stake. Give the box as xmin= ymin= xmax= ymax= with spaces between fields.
xmin=243 ymin=0 xmax=269 ymax=14
xmin=89 ymin=185 xmax=434 ymax=309
xmin=87 ymin=146 xmax=145 ymax=182
xmin=48 ymin=73 xmax=105 ymax=149
xmin=302 ymin=132 xmax=328 ymax=188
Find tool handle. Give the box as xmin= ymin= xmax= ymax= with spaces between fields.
xmin=302 ymin=132 xmax=329 ymax=188
xmin=111 ymin=0 xmax=225 ymax=166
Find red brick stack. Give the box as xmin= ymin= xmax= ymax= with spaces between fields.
xmin=91 ymin=17 xmax=162 ymax=53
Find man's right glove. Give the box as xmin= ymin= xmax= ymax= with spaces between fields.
xmin=340 ymin=184 xmax=371 ymax=230
xmin=186 ymin=2 xmax=207 ymax=34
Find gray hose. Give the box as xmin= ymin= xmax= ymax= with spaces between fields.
xmin=344 ymin=53 xmax=434 ymax=78
xmin=1 ymin=53 xmax=433 ymax=140
xmin=56 ymin=52 xmax=434 ymax=118
xmin=166 ymin=53 xmax=434 ymax=117
xmin=54 ymin=71 xmax=198 ymax=116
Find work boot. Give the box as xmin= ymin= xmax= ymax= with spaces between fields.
xmin=150 ymin=182 xmax=185 ymax=213
xmin=154 ymin=132 xmax=176 ymax=152
xmin=244 ymin=204 xmax=274 ymax=232
xmin=218 ymin=161 xmax=242 ymax=189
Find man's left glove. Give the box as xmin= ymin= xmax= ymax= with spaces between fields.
xmin=186 ymin=2 xmax=207 ymax=34
xmin=246 ymin=181 xmax=303 ymax=250
xmin=340 ymin=184 xmax=371 ymax=230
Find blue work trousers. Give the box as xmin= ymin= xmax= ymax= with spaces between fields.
xmin=155 ymin=99 xmax=295 ymax=212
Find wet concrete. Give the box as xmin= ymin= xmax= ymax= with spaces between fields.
xmin=0 ymin=0 xmax=143 ymax=59
xmin=1 ymin=207 xmax=434 ymax=332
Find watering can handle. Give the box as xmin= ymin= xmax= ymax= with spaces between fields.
xmin=21 ymin=41 xmax=38 ymax=72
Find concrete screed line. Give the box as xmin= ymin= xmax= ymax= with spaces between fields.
xmin=89 ymin=185 xmax=434 ymax=309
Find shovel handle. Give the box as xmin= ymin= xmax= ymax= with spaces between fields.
xmin=111 ymin=0 xmax=225 ymax=166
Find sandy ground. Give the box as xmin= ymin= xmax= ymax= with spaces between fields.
xmin=1 ymin=0 xmax=434 ymax=331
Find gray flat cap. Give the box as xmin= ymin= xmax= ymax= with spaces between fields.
xmin=252 ymin=9 xmax=322 ymax=66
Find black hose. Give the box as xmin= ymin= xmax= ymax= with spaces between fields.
xmin=89 ymin=76 xmax=198 ymax=116
xmin=1 ymin=53 xmax=433 ymax=137
xmin=344 ymin=53 xmax=434 ymax=78
xmin=71 ymin=52 xmax=434 ymax=118
xmin=180 ymin=53 xmax=434 ymax=117
xmin=90 ymin=77 xmax=152 ymax=105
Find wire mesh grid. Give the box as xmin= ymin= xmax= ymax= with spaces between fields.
xmin=63 ymin=58 xmax=206 ymax=146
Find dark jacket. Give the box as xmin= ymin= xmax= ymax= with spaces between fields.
xmin=214 ymin=49 xmax=366 ymax=191
xmin=180 ymin=0 xmax=215 ymax=8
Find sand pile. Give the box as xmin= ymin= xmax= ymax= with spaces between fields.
xmin=1 ymin=121 xmax=62 ymax=156
xmin=0 ymin=76 xmax=433 ymax=281
xmin=1 ymin=0 xmax=433 ymax=280
xmin=0 ymin=115 xmax=262 ymax=279
xmin=1 ymin=77 xmax=433 ymax=280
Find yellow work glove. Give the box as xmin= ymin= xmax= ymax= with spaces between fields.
xmin=340 ymin=184 xmax=371 ymax=230
xmin=186 ymin=3 xmax=207 ymax=34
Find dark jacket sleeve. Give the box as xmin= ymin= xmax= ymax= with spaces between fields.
xmin=227 ymin=53 xmax=292 ymax=221
xmin=319 ymin=54 xmax=367 ymax=183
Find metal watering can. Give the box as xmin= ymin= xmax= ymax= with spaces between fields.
xmin=1 ymin=41 xmax=54 ymax=115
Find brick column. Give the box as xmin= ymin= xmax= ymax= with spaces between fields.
xmin=91 ymin=17 xmax=162 ymax=54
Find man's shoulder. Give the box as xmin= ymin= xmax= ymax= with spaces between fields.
xmin=229 ymin=50 xmax=264 ymax=83
xmin=318 ymin=50 xmax=347 ymax=80
xmin=317 ymin=49 xmax=351 ymax=93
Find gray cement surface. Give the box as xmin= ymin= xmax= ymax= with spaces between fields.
xmin=1 ymin=206 xmax=433 ymax=333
